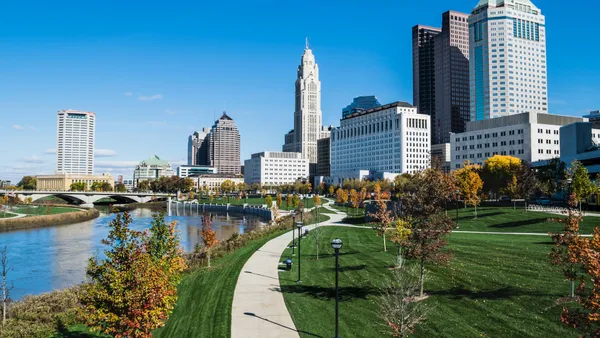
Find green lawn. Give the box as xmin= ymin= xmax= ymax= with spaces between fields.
xmin=12 ymin=206 xmax=81 ymax=216
xmin=280 ymin=226 xmax=579 ymax=338
xmin=0 ymin=211 xmax=17 ymax=218
xmin=451 ymin=206 xmax=599 ymax=234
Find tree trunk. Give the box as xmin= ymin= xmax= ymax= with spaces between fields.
xmin=207 ymin=251 xmax=211 ymax=268
xmin=474 ymin=204 xmax=478 ymax=219
xmin=383 ymin=232 xmax=387 ymax=252
xmin=514 ymin=200 xmax=516 ymax=210
xmin=397 ymin=245 xmax=403 ymax=268
xmin=571 ymin=279 xmax=575 ymax=298
xmin=316 ymin=239 xmax=319 ymax=260
xmin=419 ymin=258 xmax=425 ymax=297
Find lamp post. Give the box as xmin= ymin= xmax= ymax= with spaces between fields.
xmin=455 ymin=189 xmax=460 ymax=229
xmin=296 ymin=221 xmax=303 ymax=283
xmin=291 ymin=214 xmax=296 ymax=255
xmin=331 ymin=238 xmax=343 ymax=338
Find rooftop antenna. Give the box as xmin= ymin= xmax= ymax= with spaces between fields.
xmin=305 ymin=37 xmax=309 ymax=49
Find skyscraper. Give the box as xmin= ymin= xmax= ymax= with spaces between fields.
xmin=56 ymin=109 xmax=95 ymax=175
xmin=208 ymin=112 xmax=241 ymax=175
xmin=412 ymin=25 xmax=441 ymax=126
xmin=188 ymin=128 xmax=210 ymax=165
xmin=413 ymin=11 xmax=470 ymax=145
xmin=469 ymin=0 xmax=548 ymax=121
xmin=342 ymin=96 xmax=381 ymax=118
xmin=435 ymin=11 xmax=470 ymax=144
xmin=283 ymin=39 xmax=324 ymax=165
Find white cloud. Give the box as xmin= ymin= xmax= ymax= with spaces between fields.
xmin=95 ymin=161 xmax=138 ymax=169
xmin=166 ymin=109 xmax=176 ymax=115
xmin=44 ymin=148 xmax=57 ymax=154
xmin=19 ymin=155 xmax=44 ymax=164
xmin=124 ymin=91 xmax=133 ymax=97
xmin=95 ymin=149 xmax=117 ymax=157
xmin=138 ymin=94 xmax=163 ymax=101
xmin=12 ymin=125 xmax=24 ymax=130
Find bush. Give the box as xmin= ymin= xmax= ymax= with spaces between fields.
xmin=0 ymin=287 xmax=82 ymax=338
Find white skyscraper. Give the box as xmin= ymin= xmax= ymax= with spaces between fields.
xmin=56 ymin=109 xmax=95 ymax=175
xmin=283 ymin=39 xmax=324 ymax=165
xmin=469 ymin=0 xmax=547 ymax=121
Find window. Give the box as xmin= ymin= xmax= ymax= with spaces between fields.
xmin=500 ymin=131 xmax=506 ymax=136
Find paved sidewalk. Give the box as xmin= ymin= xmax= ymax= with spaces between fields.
xmin=230 ymin=201 xmax=346 ymax=338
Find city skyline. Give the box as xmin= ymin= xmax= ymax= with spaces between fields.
xmin=1 ymin=0 xmax=599 ymax=183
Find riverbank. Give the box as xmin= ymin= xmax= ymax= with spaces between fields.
xmin=0 ymin=208 xmax=100 ymax=232
xmin=112 ymin=201 xmax=167 ymax=212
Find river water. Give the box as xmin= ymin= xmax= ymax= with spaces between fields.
xmin=0 ymin=207 xmax=265 ymax=301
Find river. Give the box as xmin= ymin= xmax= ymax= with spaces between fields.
xmin=0 ymin=207 xmax=265 ymax=301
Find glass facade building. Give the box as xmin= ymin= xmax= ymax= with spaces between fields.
xmin=341 ymin=96 xmax=381 ymax=118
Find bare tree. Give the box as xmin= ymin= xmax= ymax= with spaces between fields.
xmin=1 ymin=245 xmax=13 ymax=323
xmin=380 ymin=264 xmax=427 ymax=337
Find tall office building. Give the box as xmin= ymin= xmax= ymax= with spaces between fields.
xmin=283 ymin=40 xmax=325 ymax=165
xmin=469 ymin=0 xmax=547 ymax=121
xmin=342 ymin=96 xmax=381 ymax=118
xmin=413 ymin=11 xmax=469 ymax=145
xmin=413 ymin=25 xmax=441 ymax=132
xmin=188 ymin=128 xmax=210 ymax=165
xmin=435 ymin=11 xmax=470 ymax=144
xmin=208 ymin=112 xmax=241 ymax=175
xmin=56 ymin=109 xmax=95 ymax=175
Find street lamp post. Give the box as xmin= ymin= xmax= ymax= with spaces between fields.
xmin=291 ymin=214 xmax=296 ymax=255
xmin=455 ymin=189 xmax=460 ymax=229
xmin=331 ymin=238 xmax=343 ymax=338
xmin=296 ymin=221 xmax=303 ymax=283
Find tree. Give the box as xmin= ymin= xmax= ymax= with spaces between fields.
xmin=236 ymin=182 xmax=248 ymax=193
xmin=536 ymin=158 xmax=566 ymax=197
xmin=481 ymin=155 xmax=521 ymax=197
xmin=265 ymin=195 xmax=273 ymax=207
xmin=70 ymin=182 xmax=87 ymax=191
xmin=285 ymin=194 xmax=292 ymax=209
xmin=114 ymin=183 xmax=127 ymax=192
xmin=336 ymin=188 xmax=348 ymax=205
xmin=369 ymin=195 xmax=393 ymax=252
xmin=1 ymin=245 xmax=13 ymax=323
xmin=550 ymin=195 xmax=583 ymax=298
xmin=503 ymin=175 xmax=519 ymax=209
xmin=276 ymin=194 xmax=283 ymax=208
xmin=517 ymin=161 xmax=538 ymax=208
xmin=17 ymin=176 xmax=37 ymax=190
xmin=402 ymin=168 xmax=455 ymax=297
xmin=292 ymin=194 xmax=300 ymax=209
xmin=0 ymin=196 xmax=9 ymax=218
xmin=201 ymin=213 xmax=218 ymax=268
xmin=551 ymin=195 xmax=600 ymax=335
xmin=80 ymin=212 xmax=186 ymax=337
xmin=221 ymin=180 xmax=235 ymax=194
xmin=390 ymin=218 xmax=412 ymax=268
xmin=454 ymin=162 xmax=483 ymax=218
xmin=380 ymin=264 xmax=427 ymax=337
xmin=328 ymin=185 xmax=335 ymax=197
xmin=350 ymin=189 xmax=359 ymax=209
xmin=569 ymin=160 xmax=597 ymax=212
xmin=90 ymin=182 xmax=103 ymax=192
xmin=101 ymin=182 xmax=113 ymax=192
xmin=318 ymin=182 xmax=326 ymax=195
xmin=137 ymin=180 xmax=150 ymax=192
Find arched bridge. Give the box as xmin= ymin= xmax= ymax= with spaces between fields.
xmin=0 ymin=190 xmax=174 ymax=208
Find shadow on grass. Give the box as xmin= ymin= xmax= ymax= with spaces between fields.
xmin=534 ymin=241 xmax=555 ymax=245
xmin=280 ymin=284 xmax=376 ymax=301
xmin=489 ymin=218 xmax=549 ymax=228
xmin=243 ymin=312 xmax=323 ymax=337
xmin=55 ymin=322 xmax=103 ymax=338
xmin=453 ymin=211 xmax=506 ymax=221
xmin=303 ymin=250 xmax=360 ymax=259
xmin=431 ymin=286 xmax=537 ymax=300
xmin=338 ymin=264 xmax=367 ymax=273
xmin=342 ymin=217 xmax=366 ymax=225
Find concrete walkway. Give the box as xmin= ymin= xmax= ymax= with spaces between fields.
xmin=230 ymin=200 xmax=346 ymax=338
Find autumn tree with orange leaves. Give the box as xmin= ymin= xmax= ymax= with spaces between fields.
xmin=551 ymin=194 xmax=600 ymax=336
xmin=453 ymin=162 xmax=483 ymax=218
xmin=201 ymin=213 xmax=218 ymax=268
xmin=369 ymin=184 xmax=394 ymax=252
xmin=80 ymin=211 xmax=186 ymax=338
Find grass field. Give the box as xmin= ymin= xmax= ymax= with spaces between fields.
xmin=12 ymin=206 xmax=80 ymax=216
xmin=0 ymin=211 xmax=17 ymax=218
xmin=280 ymin=226 xmax=579 ymax=338
xmin=336 ymin=204 xmax=600 ymax=234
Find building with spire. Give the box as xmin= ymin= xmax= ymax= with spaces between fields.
xmin=469 ymin=0 xmax=548 ymax=121
xmin=283 ymin=39 xmax=328 ymax=174
xmin=208 ymin=112 xmax=241 ymax=175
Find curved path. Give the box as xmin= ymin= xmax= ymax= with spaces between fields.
xmin=230 ymin=201 xmax=346 ymax=338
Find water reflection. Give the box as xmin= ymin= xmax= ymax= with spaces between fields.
xmin=0 ymin=207 xmax=264 ymax=300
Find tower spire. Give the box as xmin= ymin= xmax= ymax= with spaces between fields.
xmin=305 ymin=37 xmax=309 ymax=50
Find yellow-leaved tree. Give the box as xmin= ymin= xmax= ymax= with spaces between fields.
xmin=454 ymin=162 xmax=484 ymax=218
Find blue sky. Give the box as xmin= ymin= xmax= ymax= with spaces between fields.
xmin=1 ymin=0 xmax=599 ymax=183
